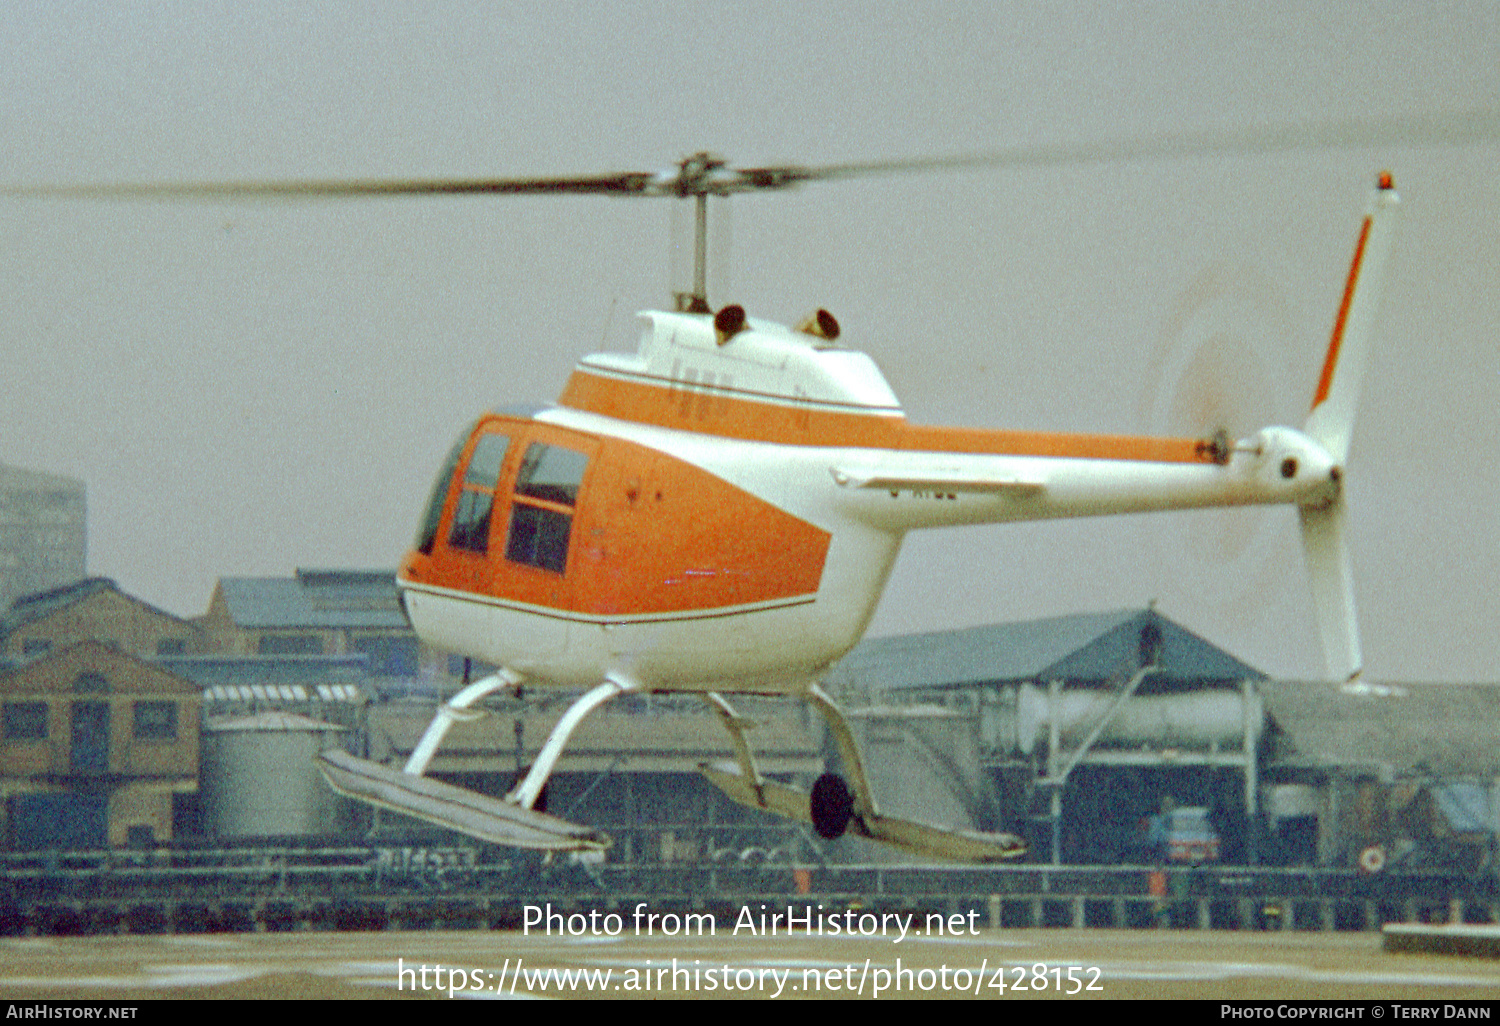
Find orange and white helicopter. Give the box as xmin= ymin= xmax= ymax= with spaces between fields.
xmin=319 ymin=157 xmax=1396 ymax=863
xmin=11 ymin=147 xmax=1401 ymax=861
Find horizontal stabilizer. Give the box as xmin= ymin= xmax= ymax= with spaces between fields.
xmin=700 ymin=762 xmax=1025 ymax=863
xmin=831 ymin=466 xmax=1044 ymax=494
xmin=318 ymin=750 xmax=610 ymax=853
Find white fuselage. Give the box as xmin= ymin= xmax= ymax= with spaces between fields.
xmin=399 ymin=309 xmax=1342 ymax=696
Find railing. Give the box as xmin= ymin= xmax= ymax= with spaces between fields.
xmin=0 ymin=843 xmax=1495 ymax=936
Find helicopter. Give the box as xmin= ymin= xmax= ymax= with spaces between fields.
xmin=322 ymin=157 xmax=1394 ymax=863
xmin=5 ymin=136 xmax=1411 ymax=861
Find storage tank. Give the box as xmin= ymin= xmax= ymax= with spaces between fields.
xmin=998 ymin=684 xmax=1261 ymax=756
xmin=202 ymin=711 xmax=353 ymax=840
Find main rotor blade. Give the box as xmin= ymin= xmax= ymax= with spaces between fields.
xmin=768 ymin=107 xmax=1500 ymax=184
xmin=0 ymin=171 xmax=660 ymax=200
xmin=4 ymin=109 xmax=1496 ymax=201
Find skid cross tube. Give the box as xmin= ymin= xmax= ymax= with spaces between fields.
xmin=404 ymin=669 xmax=523 ymax=776
xmin=506 ymin=677 xmax=637 ymax=810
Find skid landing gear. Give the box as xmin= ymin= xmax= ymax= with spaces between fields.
xmin=317 ymin=670 xmax=635 ymax=853
xmin=699 ymin=684 xmax=1027 ymax=862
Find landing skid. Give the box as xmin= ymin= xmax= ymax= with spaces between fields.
xmin=318 ymin=671 xmax=634 ymax=854
xmin=318 ymin=749 xmax=610 ymax=853
xmin=701 ymin=685 xmax=1026 ymax=863
xmin=320 ymin=667 xmax=1024 ymax=861
xmin=699 ymin=762 xmax=1025 ymax=863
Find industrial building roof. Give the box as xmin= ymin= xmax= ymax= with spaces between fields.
xmin=158 ymin=654 xmax=371 ymax=686
xmin=1261 ymin=680 xmax=1500 ymax=778
xmin=213 ymin=568 xmax=407 ymax=629
xmin=827 ymin=607 xmax=1264 ymax=693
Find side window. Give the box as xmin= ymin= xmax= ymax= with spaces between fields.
xmin=448 ymin=432 xmax=511 ymax=553
xmin=415 ymin=436 xmax=466 ymax=555
xmin=506 ymin=443 xmax=589 ymax=574
xmin=133 ymin=701 xmax=178 ymax=741
xmin=3 ymin=702 xmax=48 ymax=740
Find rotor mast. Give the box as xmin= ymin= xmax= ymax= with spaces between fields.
xmin=680 ymin=191 xmax=711 ymax=314
xmin=665 ymin=152 xmax=733 ymax=315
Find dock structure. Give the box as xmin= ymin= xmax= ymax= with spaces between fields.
xmin=2 ymin=845 xmax=1496 ymax=937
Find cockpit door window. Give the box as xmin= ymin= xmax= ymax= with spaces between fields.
xmin=506 ymin=442 xmax=589 ymax=574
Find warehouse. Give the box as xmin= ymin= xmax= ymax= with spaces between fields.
xmin=827 ymin=608 xmax=1500 ymax=872
xmin=824 ymin=607 xmax=1268 ymax=864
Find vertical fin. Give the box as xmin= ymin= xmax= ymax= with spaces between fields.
xmin=1298 ymin=173 xmax=1400 ymax=683
xmin=1303 ymin=172 xmax=1400 ymax=463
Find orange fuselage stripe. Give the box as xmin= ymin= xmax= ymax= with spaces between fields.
xmin=559 ymin=370 xmax=1216 ymax=464
xmin=1313 ymin=215 xmax=1372 ymax=411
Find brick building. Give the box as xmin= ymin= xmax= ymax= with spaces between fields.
xmin=0 ymin=641 xmax=200 ymax=848
xmin=0 ymin=577 xmax=201 ymax=660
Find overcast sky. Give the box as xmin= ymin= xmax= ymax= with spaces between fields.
xmin=1 ymin=1 xmax=1496 ymax=683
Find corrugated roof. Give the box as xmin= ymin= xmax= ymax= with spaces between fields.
xmin=1262 ymin=680 xmax=1500 ymax=777
xmin=829 ymin=608 xmax=1264 ymax=692
xmin=216 ymin=569 xmax=407 ymax=629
